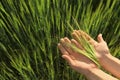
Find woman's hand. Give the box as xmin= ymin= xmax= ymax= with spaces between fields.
xmin=58 ymin=37 xmax=97 ymax=75
xmin=71 ymin=30 xmax=120 ymax=79
xmin=71 ymin=30 xmax=110 ymax=60
xmin=58 ymin=37 xmax=119 ymax=80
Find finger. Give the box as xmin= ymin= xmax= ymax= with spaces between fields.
xmin=62 ymin=55 xmax=75 ymax=66
xmin=78 ymin=30 xmax=91 ymax=41
xmin=89 ymin=39 xmax=98 ymax=46
xmin=71 ymin=39 xmax=84 ymax=50
xmin=71 ymin=32 xmax=81 ymax=43
xmin=60 ymin=37 xmax=71 ymax=46
xmin=59 ymin=38 xmax=75 ymax=56
xmin=63 ymin=38 xmax=77 ymax=56
xmin=79 ymin=30 xmax=97 ymax=43
xmin=58 ymin=43 xmax=69 ymax=55
xmin=97 ymin=34 xmax=104 ymax=43
xmin=64 ymin=37 xmax=71 ymax=43
xmin=72 ymin=30 xmax=87 ymax=39
xmin=72 ymin=32 xmax=85 ymax=49
xmin=71 ymin=39 xmax=86 ymax=58
xmin=60 ymin=38 xmax=65 ymax=44
xmin=78 ymin=30 xmax=98 ymax=45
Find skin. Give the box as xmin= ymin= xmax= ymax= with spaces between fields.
xmin=71 ymin=30 xmax=120 ymax=79
xmin=58 ymin=37 xmax=118 ymax=80
xmin=58 ymin=38 xmax=97 ymax=75
xmin=71 ymin=30 xmax=109 ymax=59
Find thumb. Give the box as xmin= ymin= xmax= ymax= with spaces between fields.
xmin=97 ymin=34 xmax=104 ymax=42
xmin=62 ymin=55 xmax=74 ymax=66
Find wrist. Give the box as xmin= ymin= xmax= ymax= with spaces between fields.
xmin=85 ymin=68 xmax=102 ymax=80
xmin=98 ymin=52 xmax=112 ymax=62
xmin=98 ymin=53 xmax=115 ymax=68
xmin=84 ymin=68 xmax=99 ymax=78
xmin=85 ymin=68 xmax=118 ymax=80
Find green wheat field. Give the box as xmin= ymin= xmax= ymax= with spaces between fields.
xmin=0 ymin=0 xmax=120 ymax=80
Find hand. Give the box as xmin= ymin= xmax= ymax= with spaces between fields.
xmin=71 ymin=30 xmax=110 ymax=59
xmin=58 ymin=37 xmax=97 ymax=75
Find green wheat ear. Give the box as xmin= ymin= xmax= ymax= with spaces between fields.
xmin=67 ymin=35 xmax=100 ymax=67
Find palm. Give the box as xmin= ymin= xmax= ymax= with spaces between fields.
xmin=68 ymin=52 xmax=97 ymax=73
xmin=72 ymin=30 xmax=110 ymax=59
xmin=58 ymin=37 xmax=97 ymax=74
